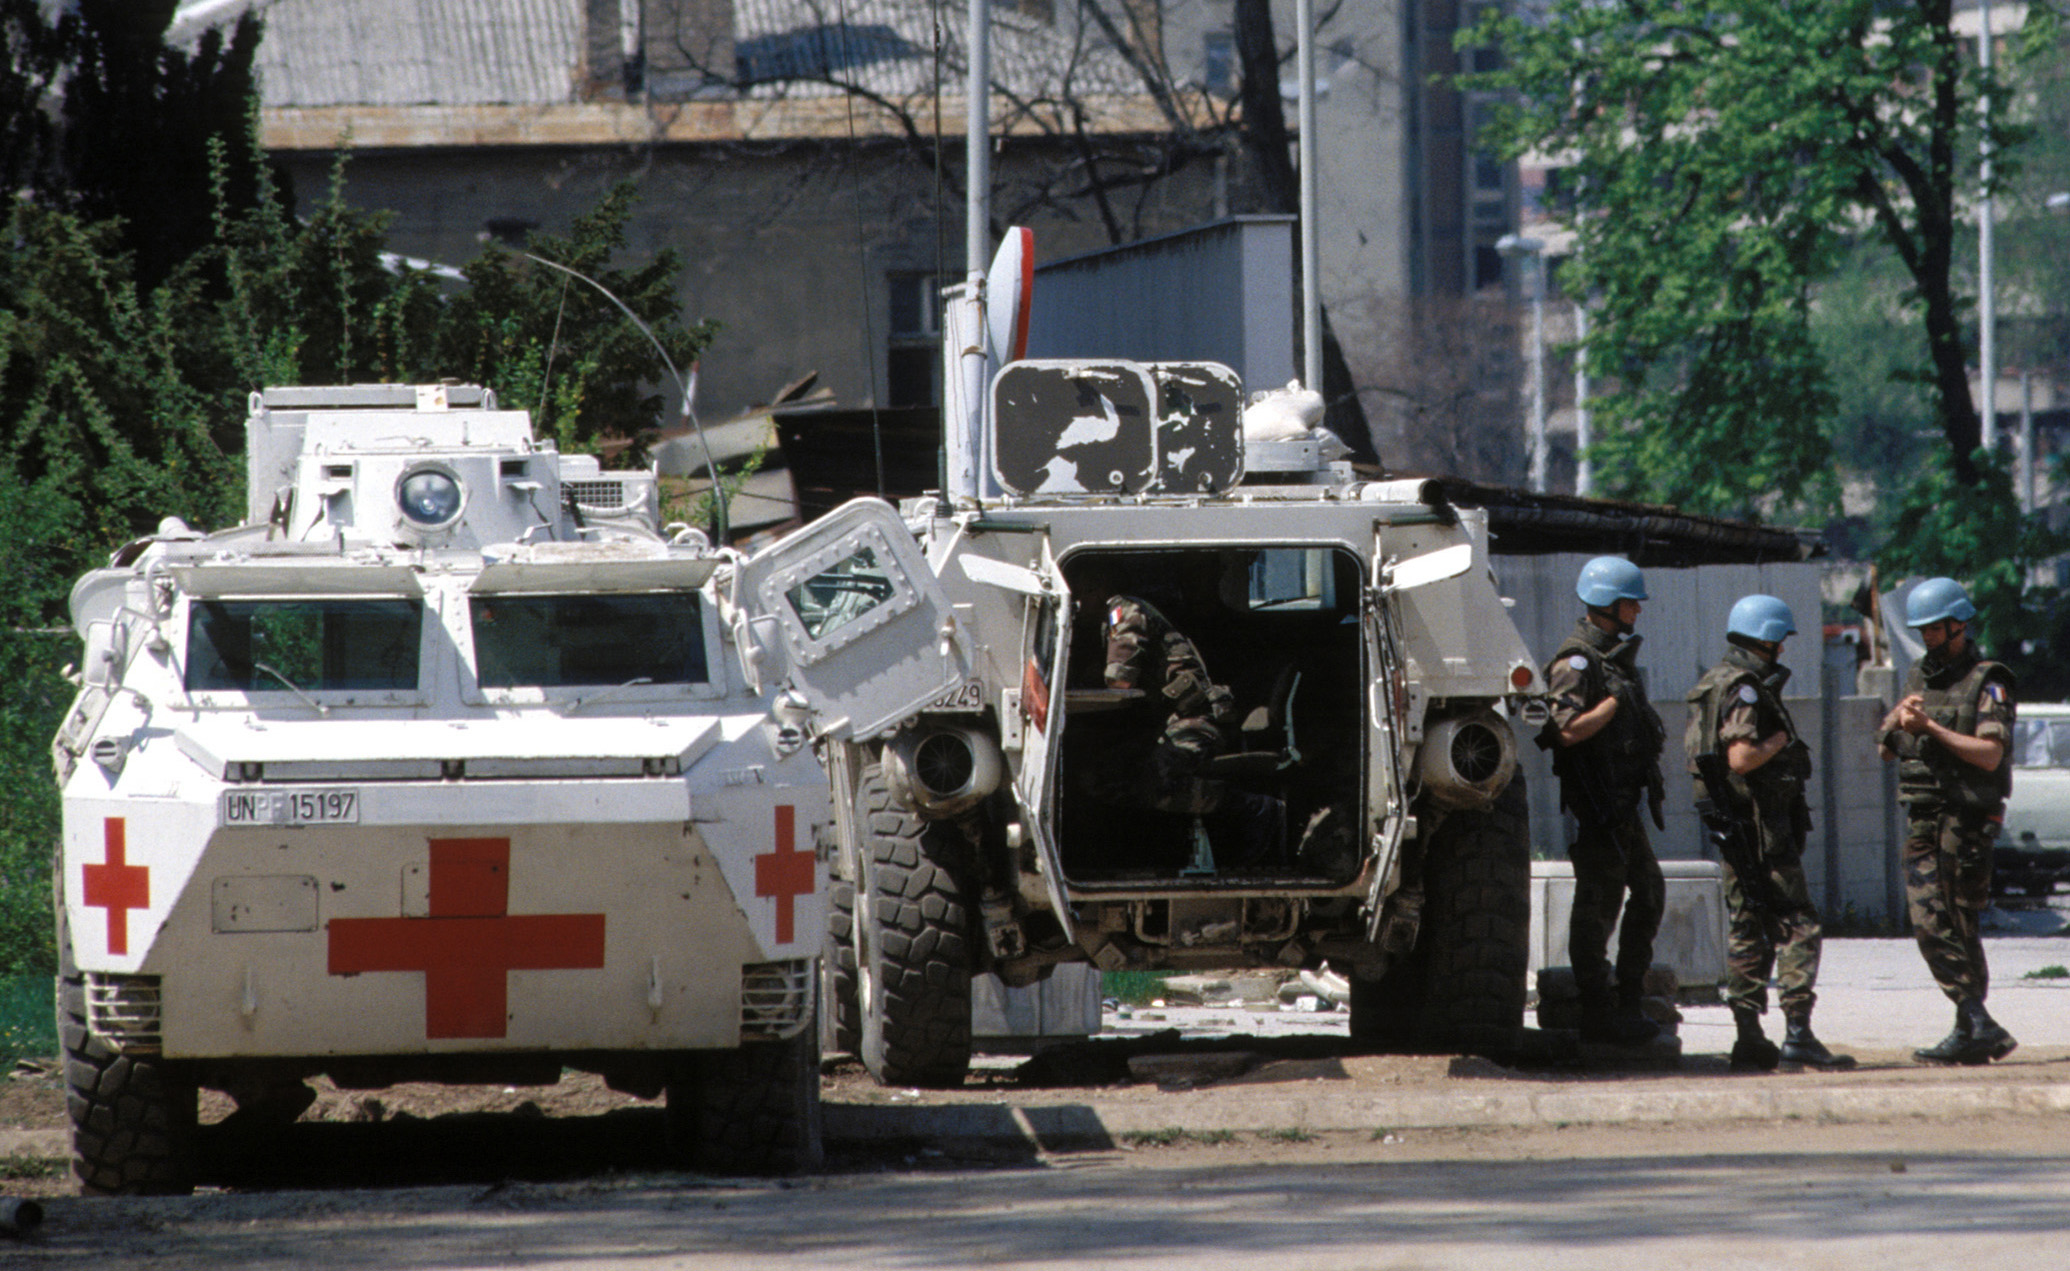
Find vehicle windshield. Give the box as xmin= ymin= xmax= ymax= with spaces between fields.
xmin=470 ymin=591 xmax=708 ymax=688
xmin=186 ymin=599 xmax=423 ymax=692
xmin=1245 ymin=548 xmax=1350 ymax=613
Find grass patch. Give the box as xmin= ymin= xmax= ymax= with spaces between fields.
xmin=1100 ymin=970 xmax=1177 ymax=1006
xmin=0 ymin=974 xmax=56 ymax=1071
xmin=2024 ymin=965 xmax=2070 ymax=980
xmin=0 ymin=1153 xmax=61 ymax=1181
xmin=1258 ymin=1127 xmax=1314 ymax=1143
xmin=1120 ymin=1128 xmax=1238 ymax=1148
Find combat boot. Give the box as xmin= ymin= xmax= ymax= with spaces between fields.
xmin=1728 ymin=1006 xmax=1779 ymax=1072
xmin=1954 ymin=998 xmax=2017 ymax=1065
xmin=1779 ymin=1012 xmax=1855 ymax=1070
xmin=1912 ymin=1006 xmax=1971 ymax=1064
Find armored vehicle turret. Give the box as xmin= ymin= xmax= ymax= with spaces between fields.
xmin=53 ymin=384 xmax=827 ymax=1192
xmin=727 ymin=233 xmax=1546 ymax=1087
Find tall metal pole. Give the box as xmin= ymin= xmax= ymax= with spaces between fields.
xmin=1526 ymin=254 xmax=1546 ymax=493
xmin=1497 ymin=234 xmax=1546 ymax=492
xmin=1297 ymin=0 xmax=1321 ymax=393
xmin=1980 ymin=0 xmax=1997 ymax=450
xmin=966 ymin=0 xmax=990 ymax=275
xmin=1574 ymin=299 xmax=1592 ymax=496
xmin=2021 ymin=370 xmax=2035 ymax=512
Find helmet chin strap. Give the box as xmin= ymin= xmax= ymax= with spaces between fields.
xmin=1588 ymin=604 xmax=1634 ymax=637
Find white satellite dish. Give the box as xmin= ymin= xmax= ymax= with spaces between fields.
xmin=986 ymin=226 xmax=1034 ymax=368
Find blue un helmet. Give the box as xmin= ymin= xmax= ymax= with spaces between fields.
xmin=1575 ymin=556 xmax=1647 ymax=608
xmin=1904 ymin=577 xmax=1976 ymax=628
xmin=1727 ymin=594 xmax=1797 ymax=644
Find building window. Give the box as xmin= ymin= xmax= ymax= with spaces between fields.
xmin=887 ymin=272 xmax=941 ymax=408
xmin=1203 ymin=29 xmax=1235 ymax=96
xmin=1474 ymin=244 xmax=1505 ymax=291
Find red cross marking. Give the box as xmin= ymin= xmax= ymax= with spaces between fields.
xmin=83 ymin=818 xmax=151 ymax=956
xmin=327 ymin=838 xmax=606 ymax=1039
xmin=754 ymin=804 xmax=815 ymax=944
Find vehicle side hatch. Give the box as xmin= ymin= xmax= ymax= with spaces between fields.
xmin=732 ymin=499 xmax=966 ymax=741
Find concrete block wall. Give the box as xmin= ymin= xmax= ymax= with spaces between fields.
xmin=971 ymin=965 xmax=1103 ymax=1044
xmin=1492 ymin=555 xmax=1904 ymax=930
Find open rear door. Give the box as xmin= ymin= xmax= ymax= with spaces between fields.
xmin=947 ymin=542 xmax=1076 ymax=940
xmin=732 ymin=499 xmax=965 ymax=741
xmin=1008 ymin=540 xmax=1074 ymax=938
xmin=1362 ymin=539 xmax=1477 ymax=937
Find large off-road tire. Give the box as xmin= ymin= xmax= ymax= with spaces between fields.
xmin=58 ymin=926 xmax=198 ymax=1195
xmin=820 ymin=879 xmax=861 ymax=1057
xmin=664 ymin=1029 xmax=824 ymax=1175
xmin=853 ymin=762 xmax=974 ymax=1087
xmin=1350 ymin=776 xmax=1530 ymax=1053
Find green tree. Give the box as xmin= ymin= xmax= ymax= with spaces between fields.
xmin=48 ymin=0 xmax=269 ymax=290
xmin=1464 ymin=0 xmax=2059 ymax=514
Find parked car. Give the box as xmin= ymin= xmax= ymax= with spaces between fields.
xmin=1996 ymin=704 xmax=2070 ymax=898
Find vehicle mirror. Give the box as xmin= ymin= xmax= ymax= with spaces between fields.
xmin=80 ymin=621 xmax=121 ymax=689
xmin=1383 ymin=543 xmax=1473 ymax=594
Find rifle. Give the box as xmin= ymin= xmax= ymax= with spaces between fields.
xmin=1693 ymin=751 xmax=1782 ymax=914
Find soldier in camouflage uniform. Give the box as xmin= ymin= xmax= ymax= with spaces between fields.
xmin=1103 ymin=593 xmax=1284 ymax=866
xmin=1541 ymin=556 xmax=1667 ymax=1047
xmin=1878 ymin=577 xmax=2019 ymax=1065
xmin=1685 ymin=595 xmax=1854 ymax=1072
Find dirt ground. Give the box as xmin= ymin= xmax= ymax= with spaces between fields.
xmin=6 ymin=1031 xmax=2070 ymax=1203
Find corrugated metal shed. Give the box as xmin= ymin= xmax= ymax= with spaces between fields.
xmin=1027 ymin=216 xmax=1298 ymax=392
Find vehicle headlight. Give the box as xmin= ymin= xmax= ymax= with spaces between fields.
xmin=396 ymin=466 xmax=465 ymax=529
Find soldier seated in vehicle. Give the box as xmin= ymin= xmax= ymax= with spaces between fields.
xmin=1067 ymin=554 xmax=1286 ymax=871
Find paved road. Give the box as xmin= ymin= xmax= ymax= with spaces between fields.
xmin=12 ymin=1119 xmax=2070 ymax=1270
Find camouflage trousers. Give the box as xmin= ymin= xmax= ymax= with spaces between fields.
xmin=1901 ymin=804 xmax=2000 ymax=1005
xmin=1137 ymin=733 xmax=1226 ymax=816
xmin=1567 ymin=812 xmax=1665 ymax=1001
xmin=1117 ymin=736 xmax=1286 ymax=868
xmin=1720 ymin=832 xmax=1823 ymax=1018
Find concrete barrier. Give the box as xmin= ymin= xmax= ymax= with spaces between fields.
xmin=1530 ymin=858 xmax=1726 ymax=990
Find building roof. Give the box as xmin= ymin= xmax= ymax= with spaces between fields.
xmin=182 ymin=0 xmax=1157 ymax=135
xmin=250 ymin=0 xmax=585 ymax=108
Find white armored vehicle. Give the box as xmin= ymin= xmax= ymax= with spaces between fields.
xmin=52 ymin=383 xmax=828 ymax=1193
xmin=730 ymin=234 xmax=1546 ymax=1087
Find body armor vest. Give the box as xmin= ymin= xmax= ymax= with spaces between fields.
xmin=1551 ymin=621 xmax=1665 ymax=795
xmin=1685 ymin=644 xmax=1809 ymax=815
xmin=1893 ymin=646 xmax=2013 ymax=809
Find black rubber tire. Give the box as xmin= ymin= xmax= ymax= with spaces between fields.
xmin=664 ymin=1029 xmax=824 ymax=1176
xmin=58 ymin=923 xmax=198 ymax=1196
xmin=854 ymin=762 xmax=973 ymax=1088
xmin=820 ymin=879 xmax=861 ymax=1058
xmin=1350 ymin=776 xmax=1530 ymax=1052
